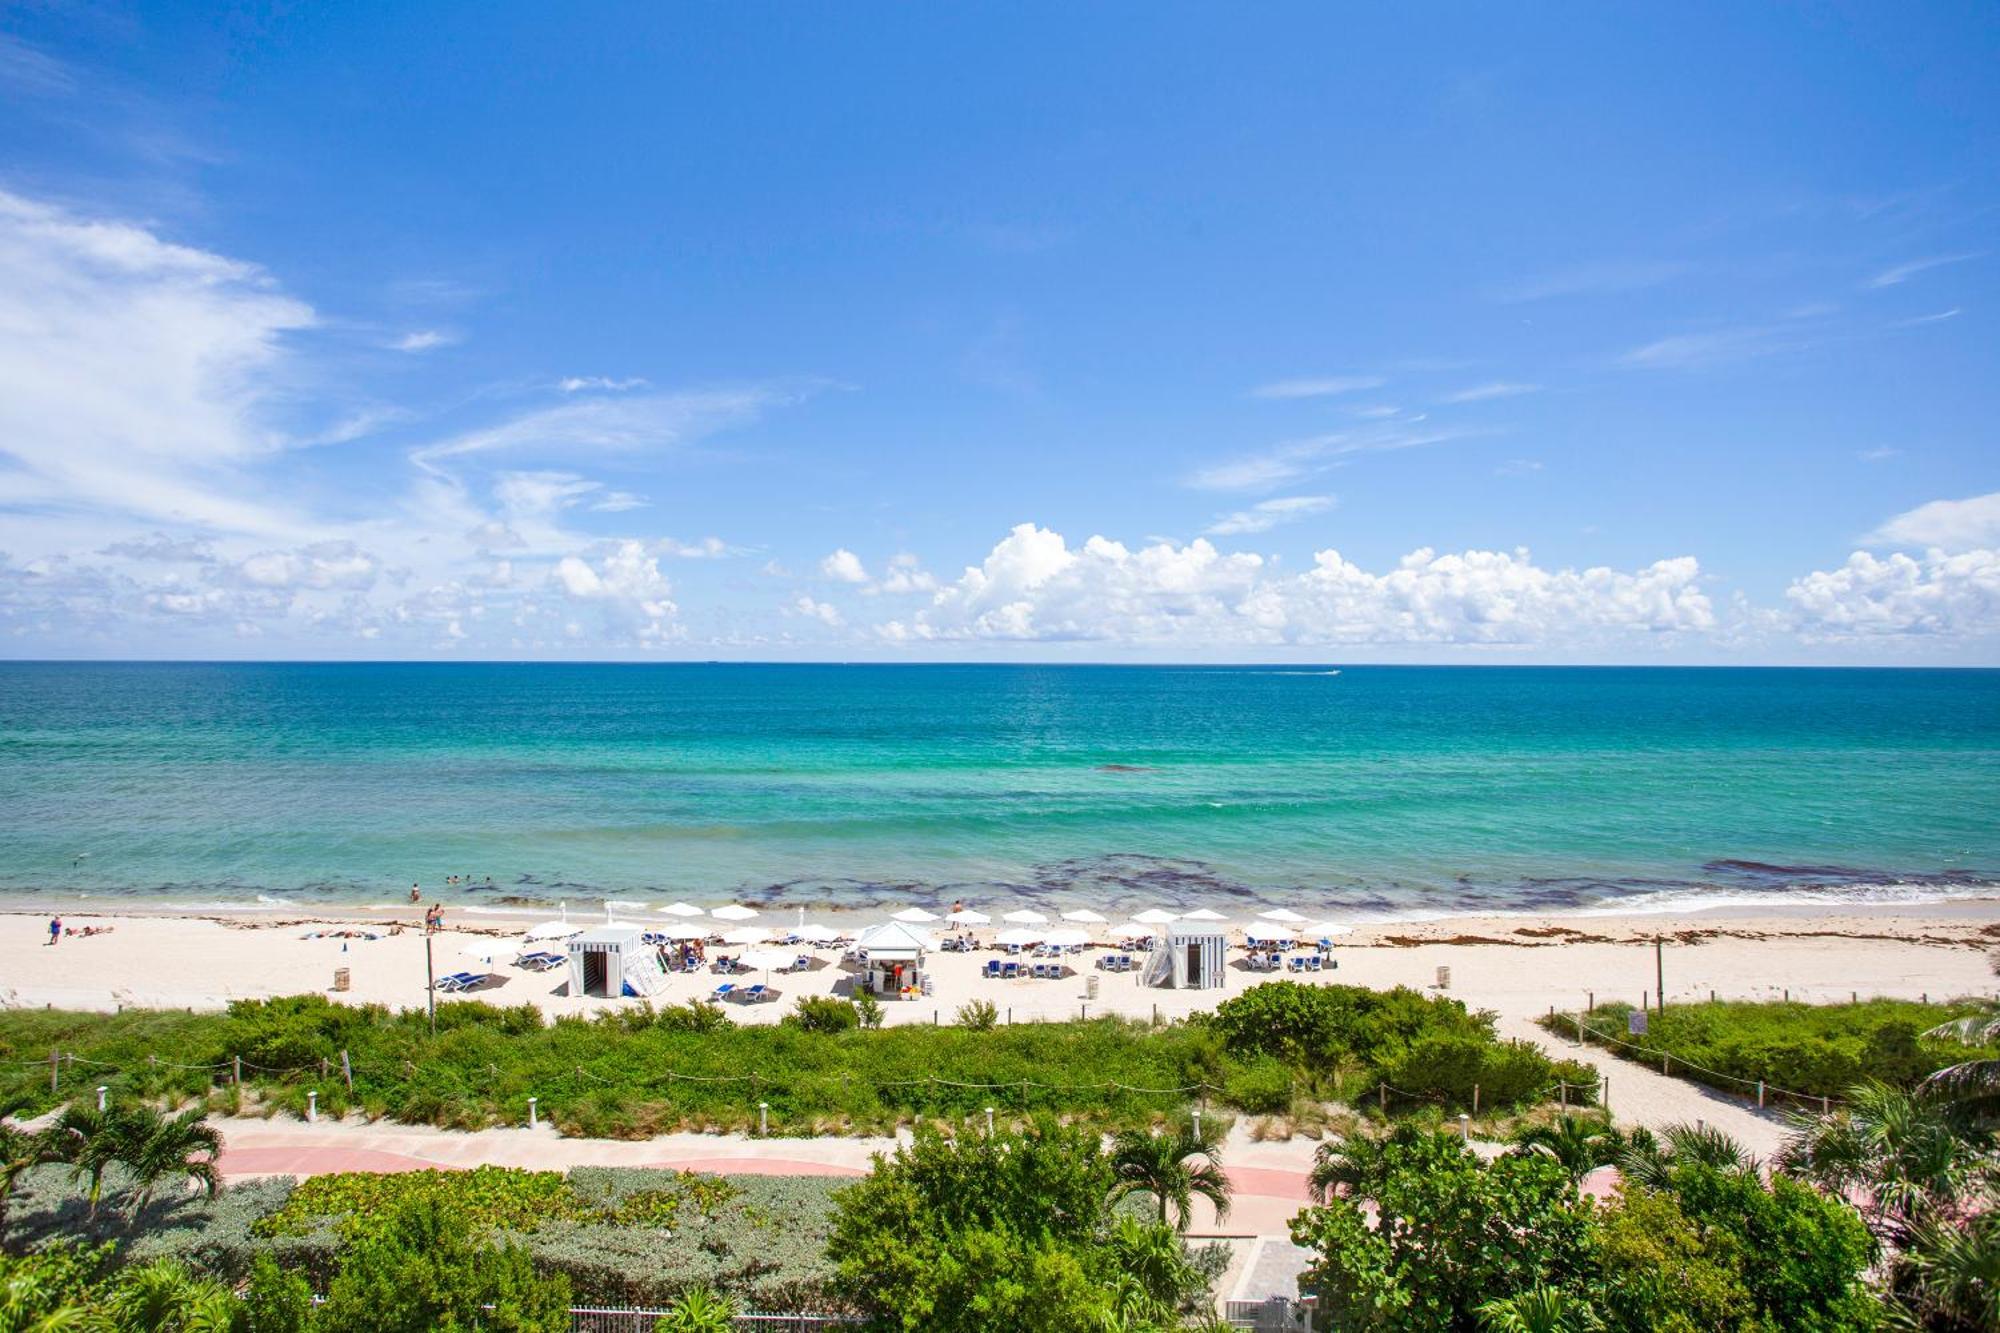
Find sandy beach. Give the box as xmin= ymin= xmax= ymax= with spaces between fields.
xmin=5 ymin=899 xmax=1994 ymax=1027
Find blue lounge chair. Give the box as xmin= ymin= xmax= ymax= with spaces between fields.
xmin=1001 ymin=961 xmax=1020 ymax=979
xmin=984 ymin=959 xmax=1002 ymax=979
xmin=710 ymin=982 xmax=736 ymax=1002
xmin=744 ymin=983 xmax=770 ymax=1003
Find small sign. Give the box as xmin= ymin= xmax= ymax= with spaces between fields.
xmin=1628 ymin=1009 xmax=1648 ymax=1036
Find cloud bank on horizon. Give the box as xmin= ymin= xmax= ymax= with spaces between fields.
xmin=0 ymin=8 xmax=1995 ymax=663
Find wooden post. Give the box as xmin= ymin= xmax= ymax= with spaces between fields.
xmin=233 ymin=1055 xmax=242 ymax=1087
xmin=1757 ymin=1080 xmax=1765 ymax=1108
xmin=1602 ymin=1077 xmax=1609 ymax=1108
xmin=1587 ymin=990 xmax=1594 ymax=1011
xmin=1472 ymin=1083 xmax=1480 ymax=1115
xmin=1662 ymin=1053 xmax=1670 ymax=1076
xmin=1378 ymin=1082 xmax=1387 ymax=1113
xmin=340 ymin=1050 xmax=353 ymax=1090
xmin=49 ymin=1049 xmax=58 ymax=1095
xmin=1821 ymin=1095 xmax=1830 ymax=1115
xmin=1655 ymin=935 xmax=1664 ymax=1014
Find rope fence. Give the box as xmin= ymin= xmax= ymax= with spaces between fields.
xmin=1565 ymin=1014 xmax=1842 ymax=1113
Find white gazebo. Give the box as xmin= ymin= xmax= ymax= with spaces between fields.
xmin=855 ymin=921 xmax=932 ymax=997
xmin=567 ymin=925 xmax=666 ymax=999
xmin=1143 ymin=922 xmax=1228 ymax=990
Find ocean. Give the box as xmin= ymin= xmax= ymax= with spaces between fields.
xmin=0 ymin=662 xmax=1994 ymax=921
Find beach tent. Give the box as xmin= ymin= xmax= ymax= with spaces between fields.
xmin=567 ymin=925 xmax=666 ymax=999
xmin=1142 ymin=924 xmax=1227 ymax=990
xmin=855 ymin=921 xmax=931 ymax=996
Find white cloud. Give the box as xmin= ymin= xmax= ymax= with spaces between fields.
xmin=558 ymin=376 xmax=649 ymax=393
xmin=411 ymin=387 xmax=790 ymax=472
xmin=591 ymin=491 xmax=648 ymax=513
xmin=820 ymin=548 xmax=869 ymax=583
xmin=390 ymin=329 xmax=455 ymax=352
xmin=229 ymin=541 xmax=378 ymax=591
xmin=872 ymin=552 xmax=938 ymax=594
xmin=1486 ymin=259 xmax=1692 ymax=303
xmin=1620 ymin=326 xmax=1788 ymax=371
xmin=552 ymin=541 xmax=676 ymax=620
xmin=793 ymin=595 xmax=843 ymax=627
xmin=1184 ymin=426 xmax=1469 ymax=492
xmin=1249 ymin=375 xmax=1384 ymax=400
xmin=1444 ymin=381 xmax=1540 ymax=403
xmin=1204 ymin=495 xmax=1335 ymax=536
xmin=1786 ymin=549 xmax=2000 ymax=637
xmin=1855 ymin=447 xmax=1902 ymax=463
xmin=878 ymin=524 xmax=1712 ymax=646
xmin=0 ymin=188 xmax=318 ymax=537
xmin=1867 ymin=253 xmax=1982 ymax=289
xmin=1865 ymin=492 xmax=2000 ymax=553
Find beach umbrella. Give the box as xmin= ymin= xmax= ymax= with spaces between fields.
xmin=462 ymin=938 xmax=507 ymax=961
xmin=995 ymin=927 xmax=1044 ymax=947
xmin=794 ymin=923 xmax=843 ymax=943
xmin=1179 ymin=907 xmax=1226 ymax=922
xmin=1132 ymin=908 xmax=1179 ymax=925
xmin=1001 ymin=909 xmax=1049 ymax=924
xmin=1109 ymin=921 xmax=1158 ymax=939
xmin=710 ymin=904 xmax=759 ymax=922
xmin=945 ymin=909 xmax=991 ymax=926
xmin=1303 ymin=921 xmax=1355 ymax=938
xmin=1059 ymin=908 xmax=1108 ymax=924
xmin=1042 ymin=927 xmax=1091 ymax=948
xmin=524 ymin=920 xmax=581 ymax=941
xmin=658 ymin=902 xmax=704 ymax=917
xmin=737 ymin=947 xmax=798 ymax=973
xmin=1257 ymin=907 xmax=1308 ymax=924
xmin=720 ymin=926 xmax=771 ymax=946
xmin=662 ymin=922 xmax=709 ymax=940
xmin=891 ymin=907 xmax=940 ymax=924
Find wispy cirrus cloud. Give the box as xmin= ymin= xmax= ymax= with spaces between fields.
xmin=1204 ymin=494 xmax=1335 ymax=536
xmin=1249 ymin=375 xmax=1383 ymax=400
xmin=1866 ymin=252 xmax=1982 ymax=289
xmin=1619 ymin=325 xmax=1791 ymax=371
xmin=1485 ymin=259 xmax=1693 ymax=303
xmin=1443 ymin=381 xmax=1540 ymax=403
xmin=1184 ymin=426 xmax=1472 ymax=492
xmin=409 ymin=385 xmax=798 ymax=474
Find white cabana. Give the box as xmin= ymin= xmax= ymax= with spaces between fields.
xmin=1131 ymin=908 xmax=1180 ymax=925
xmin=891 ymin=907 xmax=940 ymax=923
xmin=567 ymin=925 xmax=667 ymax=999
xmin=1179 ymin=907 xmax=1226 ymax=922
xmin=854 ymin=921 xmax=930 ymax=996
xmin=711 ymin=904 xmax=760 ymax=922
xmin=1059 ymin=908 xmax=1108 ymax=924
xmin=720 ymin=926 xmax=771 ymax=946
xmin=1143 ymin=923 xmax=1228 ymax=990
xmin=658 ymin=902 xmax=705 ymax=918
xmin=945 ymin=908 xmax=991 ymax=926
xmin=1257 ymin=907 xmax=1308 ymax=924
xmin=1001 ymin=909 xmax=1049 ymax=924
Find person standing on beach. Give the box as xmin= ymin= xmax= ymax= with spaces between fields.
xmin=409 ymin=884 xmax=421 ymax=903
xmin=47 ymin=915 xmax=61 ymax=946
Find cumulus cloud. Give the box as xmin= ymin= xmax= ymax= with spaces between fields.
xmin=1864 ymin=492 xmax=2000 ymax=553
xmin=1204 ymin=495 xmax=1335 ymax=536
xmin=820 ymin=548 xmax=869 ymax=583
xmin=793 ymin=595 xmax=843 ymax=626
xmin=228 ymin=541 xmax=378 ymax=591
xmin=877 ymin=524 xmax=1713 ymax=647
xmin=1786 ymin=549 xmax=2000 ymax=637
xmin=871 ymin=552 xmax=938 ymax=595
xmin=552 ymin=541 xmax=677 ymax=620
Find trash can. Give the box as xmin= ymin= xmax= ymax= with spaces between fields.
xmin=1086 ymin=974 xmax=1100 ymax=999
xmin=1435 ymin=965 xmax=1451 ymax=990
xmin=332 ymin=967 xmax=351 ymax=992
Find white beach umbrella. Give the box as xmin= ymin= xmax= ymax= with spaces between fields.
xmin=462 ymin=938 xmax=507 ymax=961
xmin=945 ymin=909 xmax=991 ymax=926
xmin=737 ymin=947 xmax=798 ymax=973
xmin=1042 ymin=927 xmax=1091 ymax=948
xmin=1179 ymin=907 xmax=1226 ymax=922
xmin=524 ymin=920 xmax=581 ymax=941
xmin=658 ymin=902 xmax=705 ymax=918
xmin=995 ymin=926 xmax=1045 ymax=947
xmin=711 ymin=904 xmax=760 ymax=921
xmin=662 ymin=922 xmax=709 ymax=940
xmin=794 ymin=923 xmax=843 ymax=943
xmin=1109 ymin=922 xmax=1159 ymax=941
xmin=720 ymin=926 xmax=771 ymax=946
xmin=1059 ymin=908 xmax=1108 ymax=924
xmin=1131 ymin=908 xmax=1179 ymax=925
xmin=1001 ymin=909 xmax=1049 ymax=924
xmin=1256 ymin=907 xmax=1308 ymax=924
xmin=1303 ymin=921 xmax=1355 ymax=938
xmin=891 ymin=907 xmax=941 ymax=924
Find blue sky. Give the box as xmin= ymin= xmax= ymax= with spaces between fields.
xmin=1 ymin=3 xmax=1996 ymax=661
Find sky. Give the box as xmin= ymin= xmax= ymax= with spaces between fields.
xmin=0 ymin=3 xmax=1996 ymax=663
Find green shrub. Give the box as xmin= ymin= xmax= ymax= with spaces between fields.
xmin=1222 ymin=1056 xmax=1293 ymax=1114
xmin=785 ymin=997 xmax=861 ymax=1034
xmin=955 ymin=1000 xmax=998 ymax=1032
xmin=853 ymin=993 xmax=883 ymax=1030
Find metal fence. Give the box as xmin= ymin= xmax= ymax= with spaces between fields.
xmin=1221 ymin=1296 xmax=1314 ymax=1331
xmin=568 ymin=1308 xmax=861 ymax=1332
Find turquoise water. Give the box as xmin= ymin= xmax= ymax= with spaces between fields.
xmin=0 ymin=663 xmax=1995 ymax=920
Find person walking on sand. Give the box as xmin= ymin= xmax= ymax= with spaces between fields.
xmin=47 ymin=915 xmax=61 ymax=946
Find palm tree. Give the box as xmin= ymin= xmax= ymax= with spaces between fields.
xmin=1475 ymin=1285 xmax=1602 ymax=1333
xmin=1776 ymin=1082 xmax=1990 ymax=1245
xmin=1893 ymin=1211 xmax=2000 ymax=1332
xmin=106 ymin=1259 xmax=240 ymax=1333
xmin=1923 ymin=995 xmax=2000 ymax=1111
xmin=119 ymin=1106 xmax=223 ymax=1218
xmin=36 ymin=1103 xmax=127 ymax=1221
xmin=1305 ymin=1133 xmax=1387 ymax=1204
xmin=1616 ymin=1121 xmax=1756 ymax=1191
xmin=1107 ymin=1120 xmax=1230 ymax=1230
xmin=1509 ymin=1116 xmax=1620 ymax=1184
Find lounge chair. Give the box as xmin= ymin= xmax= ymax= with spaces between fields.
xmin=984 ymin=959 xmax=1003 ymax=979
xmin=744 ymin=983 xmax=770 ymax=1003
xmin=1001 ymin=961 xmax=1020 ymax=980
xmin=710 ymin=982 xmax=736 ymax=1002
